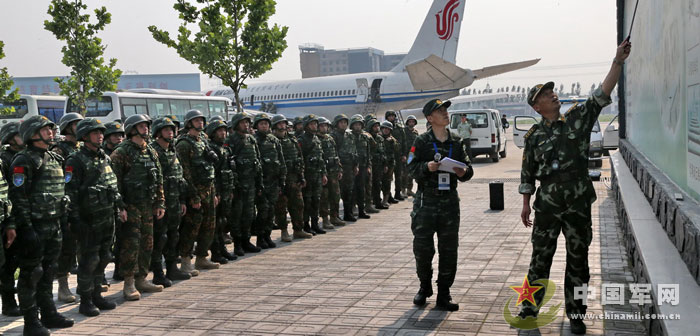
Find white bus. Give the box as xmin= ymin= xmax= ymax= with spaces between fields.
xmin=0 ymin=95 xmax=67 ymax=126
xmin=65 ymin=89 xmax=232 ymax=123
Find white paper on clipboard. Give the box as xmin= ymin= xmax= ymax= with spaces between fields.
xmin=438 ymin=158 xmax=467 ymax=173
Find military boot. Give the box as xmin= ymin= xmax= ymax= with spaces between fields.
xmin=357 ymin=207 xmax=371 ymax=219
xmin=92 ymin=290 xmax=116 ymax=311
xmin=322 ymin=216 xmax=335 ymax=230
xmin=243 ymin=238 xmax=262 ymax=253
xmin=311 ymin=218 xmax=326 ymax=234
xmin=1 ymin=292 xmax=21 ymax=316
xmin=112 ymin=263 xmax=123 ymax=281
xmin=330 ymin=216 xmax=346 ymax=226
xmin=57 ymin=276 xmax=76 ymax=303
xmin=23 ymin=307 xmax=49 ymax=336
xmin=166 ymin=261 xmax=191 ymax=281
xmin=195 ymin=256 xmax=220 ymax=270
xmin=233 ymin=238 xmax=245 ymax=256
xmin=394 ymin=191 xmax=405 ymax=201
xmin=220 ymin=244 xmax=237 ymax=261
xmin=210 ymin=247 xmax=229 ymax=264
xmin=122 ymin=276 xmax=141 ymax=301
xmin=387 ymin=195 xmax=399 ymax=204
xmin=344 ymin=211 xmax=357 ymax=222
xmin=264 ymin=233 xmax=277 ymax=248
xmin=435 ymin=286 xmax=459 ymax=311
xmin=151 ymin=263 xmax=172 ymax=288
xmin=381 ymin=195 xmax=391 ymax=209
xmin=375 ymin=200 xmax=388 ymax=209
xmin=179 ymin=256 xmax=200 ymax=277
xmin=78 ymin=295 xmax=100 ymax=317
xmin=280 ymin=228 xmax=293 ymax=242
xmin=365 ymin=203 xmax=379 ymax=213
xmin=303 ymin=221 xmax=316 ymax=236
xmin=293 ymin=229 xmax=313 ymax=239
xmin=256 ymin=235 xmax=270 ymax=249
xmin=135 ymin=276 xmax=164 ymax=293
xmin=40 ymin=308 xmax=74 ymax=329
xmin=570 ymin=317 xmax=586 ymax=334
xmin=413 ymin=283 xmax=433 ymax=306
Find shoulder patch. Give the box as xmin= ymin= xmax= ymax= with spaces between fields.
xmin=523 ymin=125 xmax=538 ymax=139
xmin=12 ymin=166 xmax=25 ymax=187
xmin=65 ymin=166 xmax=73 ymax=183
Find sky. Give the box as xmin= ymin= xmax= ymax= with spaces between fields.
xmin=0 ymin=0 xmax=619 ymax=93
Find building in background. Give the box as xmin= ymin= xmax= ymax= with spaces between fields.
xmin=299 ymin=43 xmax=407 ymax=78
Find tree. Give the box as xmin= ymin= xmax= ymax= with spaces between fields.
xmin=0 ymin=41 xmax=20 ymax=115
xmin=44 ymin=0 xmax=121 ymax=115
xmin=149 ymin=0 xmax=288 ymax=112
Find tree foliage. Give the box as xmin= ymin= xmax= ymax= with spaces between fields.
xmin=149 ymin=0 xmax=288 ymax=112
xmin=0 ymin=41 xmax=20 ymax=115
xmin=44 ymin=0 xmax=121 ymax=115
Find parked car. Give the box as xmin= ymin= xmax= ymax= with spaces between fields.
xmin=448 ymin=108 xmax=507 ymax=162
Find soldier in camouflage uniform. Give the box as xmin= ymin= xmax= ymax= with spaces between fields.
xmin=330 ymin=114 xmax=357 ymax=222
xmin=102 ymin=121 xmax=125 ymax=156
xmin=349 ymin=115 xmax=372 ymax=219
xmin=150 ymin=117 xmax=191 ymax=286
xmin=0 ymin=155 xmax=11 ymax=315
xmin=253 ymin=113 xmax=286 ymax=248
xmin=403 ymin=115 xmax=419 ymax=196
xmin=227 ymin=113 xmax=263 ymax=256
xmin=111 ymin=114 xmax=166 ymax=301
xmin=317 ymin=117 xmax=344 ymax=229
xmin=65 ymin=118 xmax=125 ymax=316
xmin=381 ymin=121 xmax=401 ymax=207
xmin=298 ymin=115 xmax=328 ymax=235
xmin=205 ymin=119 xmax=237 ymax=263
xmin=409 ymin=99 xmax=473 ymax=312
xmin=0 ymin=122 xmax=23 ymax=317
xmin=385 ymin=110 xmax=407 ymax=201
xmin=272 ymin=115 xmax=312 ymax=241
xmin=53 ymin=112 xmax=84 ymax=303
xmin=366 ymin=119 xmax=387 ymax=210
xmin=292 ymin=116 xmax=304 ymax=138
xmin=9 ymin=115 xmax=74 ymax=335
xmin=176 ymin=110 xmax=220 ymax=272
xmin=518 ymin=40 xmax=630 ymax=335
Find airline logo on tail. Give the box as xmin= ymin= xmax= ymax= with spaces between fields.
xmin=436 ymin=0 xmax=460 ymax=40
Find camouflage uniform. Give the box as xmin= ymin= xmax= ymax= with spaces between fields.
xmin=386 ymin=111 xmax=407 ymax=200
xmin=403 ymin=117 xmax=420 ymax=195
xmin=102 ymin=121 xmax=124 ymax=156
xmin=253 ymin=114 xmax=286 ymax=247
xmin=206 ymin=120 xmax=237 ymax=262
xmin=65 ymin=118 xmax=122 ymax=315
xmin=0 ymin=122 xmax=22 ymax=316
xmin=381 ymin=121 xmax=400 ymax=203
xmin=274 ymin=121 xmax=306 ymax=234
xmin=298 ymin=115 xmax=328 ymax=234
xmin=519 ymin=87 xmax=611 ymax=317
xmin=408 ymin=99 xmax=472 ymax=310
xmin=318 ymin=119 xmax=342 ymax=226
xmin=9 ymin=115 xmax=74 ymax=331
xmin=52 ymin=139 xmax=80 ymax=285
xmin=330 ymin=115 xmax=357 ymax=222
xmin=366 ymin=119 xmax=385 ymax=208
xmin=349 ymin=116 xmax=372 ymax=218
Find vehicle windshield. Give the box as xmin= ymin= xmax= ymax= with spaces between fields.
xmin=450 ymin=112 xmax=488 ymax=129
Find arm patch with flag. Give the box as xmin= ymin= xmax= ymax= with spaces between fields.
xmin=407 ymin=146 xmax=416 ymax=164
xmin=13 ymin=166 xmax=25 ymax=187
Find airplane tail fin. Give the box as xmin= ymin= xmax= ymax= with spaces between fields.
xmin=390 ymin=0 xmax=465 ymax=72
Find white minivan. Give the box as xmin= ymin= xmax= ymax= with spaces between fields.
xmin=448 ymin=109 xmax=507 ymax=162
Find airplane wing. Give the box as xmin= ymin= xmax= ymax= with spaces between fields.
xmin=447 ymin=92 xmax=510 ymax=105
xmin=471 ymin=59 xmax=541 ymax=80
xmin=405 ymin=54 xmax=474 ymax=91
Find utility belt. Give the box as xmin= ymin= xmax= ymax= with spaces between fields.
xmin=539 ymin=169 xmax=586 ymax=186
xmin=417 ymin=186 xmax=457 ymax=197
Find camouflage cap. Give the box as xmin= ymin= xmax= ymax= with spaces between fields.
xmin=104 ymin=121 xmax=125 ymax=136
xmin=0 ymin=121 xmax=21 ymax=144
xmin=527 ymin=81 xmax=555 ymax=106
xmin=422 ymin=99 xmax=451 ymax=116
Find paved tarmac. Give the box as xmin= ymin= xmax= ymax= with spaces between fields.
xmin=0 ymin=132 xmax=646 ymax=335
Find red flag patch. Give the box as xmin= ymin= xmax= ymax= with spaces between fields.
xmin=13 ymin=166 xmax=24 ymax=174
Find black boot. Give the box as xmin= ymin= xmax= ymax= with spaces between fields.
xmin=256 ymin=235 xmax=269 ymax=249
xmin=233 ymin=238 xmax=245 ymax=256
xmin=243 ymin=238 xmax=261 ymax=253
xmin=435 ymin=287 xmax=459 ymax=311
xmin=388 ymin=196 xmax=399 ymax=204
xmin=112 ymin=263 xmax=123 ymax=281
xmin=23 ymin=307 xmax=50 ymax=336
xmin=152 ymin=263 xmax=173 ymax=288
xmin=210 ymin=252 xmax=229 ymax=264
xmin=303 ymin=222 xmax=316 ymax=236
xmin=375 ymin=202 xmax=388 ymax=209
xmin=311 ymin=219 xmax=326 ymax=234
xmin=41 ymin=309 xmax=75 ymax=328
xmin=344 ymin=211 xmax=357 ymax=222
xmin=264 ymin=233 xmax=276 ymax=248
xmin=412 ymin=283 xmax=433 ymax=306
xmin=1 ymin=292 xmax=21 ymax=316
xmin=394 ymin=192 xmax=405 ymax=201
xmin=220 ymin=247 xmax=237 ymax=260
xmin=79 ymin=295 xmax=100 ymax=317
xmin=92 ymin=291 xmax=116 ymax=310
xmin=166 ymin=261 xmax=191 ymax=281
xmin=358 ymin=208 xmax=371 ymax=219
xmin=570 ymin=317 xmax=587 ymax=334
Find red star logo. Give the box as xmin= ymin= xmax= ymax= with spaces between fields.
xmin=510 ymin=276 xmax=543 ymax=306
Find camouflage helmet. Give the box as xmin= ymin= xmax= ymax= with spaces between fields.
xmin=209 ymin=115 xmax=224 ymax=123
xmin=123 ymin=114 xmax=152 ymax=136
xmin=229 ymin=112 xmax=252 ymax=130
xmin=293 ymin=116 xmax=304 ymax=126
xmin=75 ymin=118 xmax=106 ymax=141
xmin=59 ymin=112 xmax=84 ymax=135
xmin=384 ymin=110 xmax=397 ymax=118
xmin=332 ymin=114 xmax=349 ymax=127
xmin=151 ymin=116 xmax=178 ymax=138
xmin=0 ymin=122 xmax=21 ymax=144
xmin=366 ymin=119 xmax=380 ymax=131
xmin=104 ymin=121 xmax=125 ymax=137
xmin=380 ymin=120 xmax=393 ymax=130
xmin=302 ymin=114 xmax=319 ymax=128
xmin=349 ymin=114 xmax=365 ymax=127
xmin=164 ymin=115 xmax=181 ymax=129
xmin=184 ymin=109 xmax=206 ymax=128
xmin=271 ymin=114 xmax=288 ymax=128
xmin=318 ymin=117 xmax=331 ymax=126
xmin=253 ymin=113 xmax=271 ymax=129
xmin=405 ymin=115 xmax=418 ymax=124
xmin=20 ymin=115 xmax=55 ymax=144
xmin=364 ymin=114 xmax=376 ymax=123
xmin=205 ymin=119 xmax=228 ymax=138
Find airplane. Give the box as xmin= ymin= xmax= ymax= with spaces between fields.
xmin=206 ymin=0 xmax=540 ymax=120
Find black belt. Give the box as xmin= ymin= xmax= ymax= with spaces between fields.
xmin=539 ymin=170 xmax=586 ymax=185
xmin=417 ymin=187 xmax=456 ymax=196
